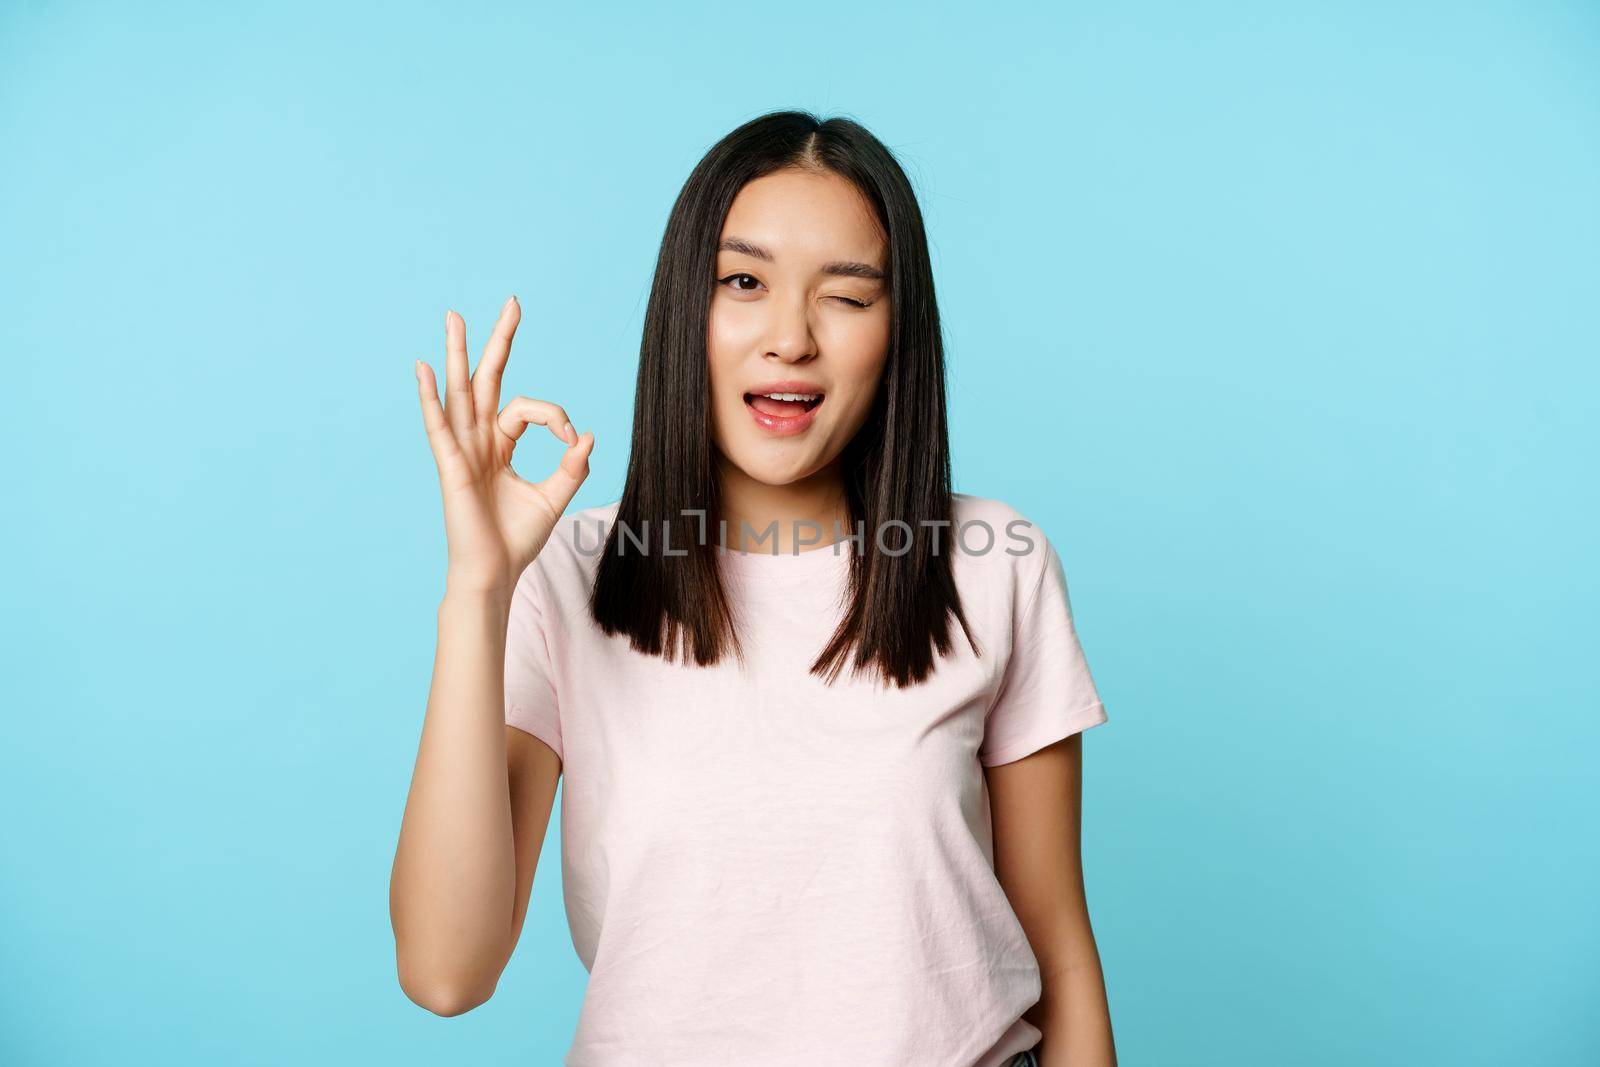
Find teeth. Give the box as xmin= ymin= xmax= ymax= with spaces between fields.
xmin=759 ymin=392 xmax=818 ymax=401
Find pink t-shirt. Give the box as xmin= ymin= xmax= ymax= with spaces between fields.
xmin=504 ymin=492 xmax=1108 ymax=1066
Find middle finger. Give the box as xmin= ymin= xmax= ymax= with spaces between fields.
xmin=473 ymin=295 xmax=520 ymax=425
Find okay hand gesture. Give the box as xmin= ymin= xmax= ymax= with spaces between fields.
xmin=414 ymin=296 xmax=595 ymax=596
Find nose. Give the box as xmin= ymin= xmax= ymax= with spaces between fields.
xmin=762 ymin=293 xmax=817 ymax=364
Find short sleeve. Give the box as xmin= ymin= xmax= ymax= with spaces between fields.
xmin=978 ymin=537 xmax=1107 ymax=767
xmin=504 ymin=568 xmax=564 ymax=762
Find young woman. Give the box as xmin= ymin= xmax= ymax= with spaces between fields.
xmin=390 ymin=111 xmax=1117 ymax=1067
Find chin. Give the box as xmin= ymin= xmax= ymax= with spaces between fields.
xmin=724 ymin=445 xmax=824 ymax=487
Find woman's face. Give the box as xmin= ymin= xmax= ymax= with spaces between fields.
xmin=708 ymin=167 xmax=891 ymax=488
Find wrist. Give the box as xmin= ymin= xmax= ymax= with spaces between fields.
xmin=444 ymin=560 xmax=518 ymax=595
xmin=441 ymin=573 xmax=516 ymax=608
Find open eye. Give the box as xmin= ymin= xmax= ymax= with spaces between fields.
xmin=717 ymin=273 xmax=763 ymax=293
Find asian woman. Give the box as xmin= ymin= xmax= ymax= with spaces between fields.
xmin=390 ymin=109 xmax=1116 ymax=1067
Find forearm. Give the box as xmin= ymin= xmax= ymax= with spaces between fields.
xmin=1031 ymin=942 xmax=1117 ymax=1067
xmin=389 ymin=584 xmax=519 ymax=1010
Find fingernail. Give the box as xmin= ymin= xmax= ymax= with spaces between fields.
xmin=445 ymin=309 xmax=453 ymax=328
xmin=563 ymin=421 xmax=574 ymax=442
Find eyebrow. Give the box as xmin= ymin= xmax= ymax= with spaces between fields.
xmin=717 ymin=236 xmax=885 ymax=282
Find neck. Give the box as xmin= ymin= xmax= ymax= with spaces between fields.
xmin=716 ymin=454 xmax=851 ymax=554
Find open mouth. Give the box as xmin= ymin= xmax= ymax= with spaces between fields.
xmin=742 ymin=390 xmax=825 ymax=435
xmin=743 ymin=391 xmax=825 ymax=418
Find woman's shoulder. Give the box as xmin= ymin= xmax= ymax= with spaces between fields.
xmin=518 ymin=498 xmax=623 ymax=595
xmin=951 ymin=491 xmax=1038 ymax=537
xmin=949 ymin=491 xmax=1055 ymax=558
xmin=548 ymin=499 xmax=623 ymax=555
xmin=948 ymin=491 xmax=1063 ymax=601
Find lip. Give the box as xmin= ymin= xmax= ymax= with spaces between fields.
xmin=746 ymin=379 xmax=827 ymax=397
xmin=743 ymin=380 xmax=826 ymax=437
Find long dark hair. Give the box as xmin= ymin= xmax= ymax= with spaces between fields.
xmin=590 ymin=109 xmax=978 ymax=688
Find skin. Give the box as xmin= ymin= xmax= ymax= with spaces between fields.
xmin=708 ymin=167 xmax=890 ymax=552
xmin=390 ymin=298 xmax=589 ymax=1014
xmin=388 ymin=166 xmax=1117 ymax=1065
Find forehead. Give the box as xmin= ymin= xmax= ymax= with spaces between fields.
xmin=719 ymin=168 xmax=886 ymax=267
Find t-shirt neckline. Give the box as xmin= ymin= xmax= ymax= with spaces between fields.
xmin=715 ymin=540 xmax=857 ymax=579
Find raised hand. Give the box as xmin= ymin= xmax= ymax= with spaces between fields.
xmin=414 ymin=296 xmax=595 ymax=596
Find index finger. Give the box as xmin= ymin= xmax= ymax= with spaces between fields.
xmin=473 ymin=295 xmax=521 ymax=423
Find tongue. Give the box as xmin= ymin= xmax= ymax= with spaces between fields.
xmin=749 ymin=394 xmax=812 ymax=417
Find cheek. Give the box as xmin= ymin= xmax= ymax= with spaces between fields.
xmin=708 ymin=298 xmax=762 ymax=354
xmin=820 ymin=310 xmax=889 ymax=365
xmin=706 ymin=304 xmax=728 ymax=367
xmin=706 ymin=307 xmax=740 ymax=405
xmin=825 ymin=375 xmax=884 ymax=444
xmin=832 ymin=327 xmax=889 ymax=401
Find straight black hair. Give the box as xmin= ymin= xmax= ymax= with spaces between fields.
xmin=590 ymin=109 xmax=979 ymax=688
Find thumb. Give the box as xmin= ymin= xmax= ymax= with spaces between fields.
xmin=534 ymin=430 xmax=595 ymax=516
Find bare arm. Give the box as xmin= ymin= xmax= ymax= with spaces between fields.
xmin=987 ymin=733 xmax=1118 ymax=1066
xmin=389 ymin=297 xmax=593 ymax=1015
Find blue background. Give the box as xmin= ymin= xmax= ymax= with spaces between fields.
xmin=4 ymin=1 xmax=1596 ymax=1063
